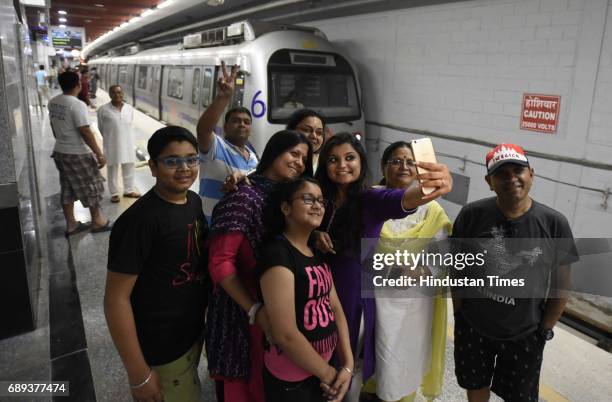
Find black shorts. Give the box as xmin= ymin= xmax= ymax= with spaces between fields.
xmin=263 ymin=366 xmax=327 ymax=402
xmin=454 ymin=312 xmax=545 ymax=402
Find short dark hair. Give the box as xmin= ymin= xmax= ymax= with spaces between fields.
xmin=39 ymin=65 xmax=45 ymax=70
xmin=58 ymin=71 xmax=80 ymax=92
xmin=224 ymin=106 xmax=252 ymax=124
xmin=108 ymin=85 xmax=121 ymax=95
xmin=286 ymin=109 xmax=326 ymax=130
xmin=255 ymin=130 xmax=313 ymax=178
xmin=147 ymin=126 xmax=198 ymax=160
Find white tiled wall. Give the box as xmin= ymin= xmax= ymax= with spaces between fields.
xmin=308 ymin=0 xmax=612 ymax=237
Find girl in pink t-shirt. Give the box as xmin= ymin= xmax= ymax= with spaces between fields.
xmin=259 ymin=178 xmax=353 ymax=402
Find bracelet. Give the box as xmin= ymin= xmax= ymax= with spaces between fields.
xmin=129 ymin=368 xmax=152 ymax=389
xmin=248 ymin=302 xmax=262 ymax=325
xmin=341 ymin=366 xmax=354 ymax=376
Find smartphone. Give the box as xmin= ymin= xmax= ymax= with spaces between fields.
xmin=411 ymin=138 xmax=438 ymax=195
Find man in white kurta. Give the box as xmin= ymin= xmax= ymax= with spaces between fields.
xmin=97 ymin=85 xmax=140 ymax=202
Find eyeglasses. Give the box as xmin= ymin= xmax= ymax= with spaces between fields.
xmin=296 ymin=125 xmax=324 ymax=136
xmin=156 ymin=156 xmax=201 ymax=168
xmin=292 ymin=193 xmax=327 ymax=207
xmin=387 ymin=158 xmax=416 ymax=168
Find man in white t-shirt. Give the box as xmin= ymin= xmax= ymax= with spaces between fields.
xmin=35 ymin=65 xmax=50 ymax=107
xmin=97 ymin=85 xmax=140 ymax=203
xmin=49 ymin=71 xmax=112 ymax=236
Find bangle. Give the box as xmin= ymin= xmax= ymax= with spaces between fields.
xmin=341 ymin=366 xmax=354 ymax=376
xmin=248 ymin=302 xmax=262 ymax=325
xmin=129 ymin=368 xmax=152 ymax=389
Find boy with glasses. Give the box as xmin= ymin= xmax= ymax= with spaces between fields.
xmin=105 ymin=126 xmax=209 ymax=402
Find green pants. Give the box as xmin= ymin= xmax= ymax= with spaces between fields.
xmin=152 ymin=342 xmax=202 ymax=402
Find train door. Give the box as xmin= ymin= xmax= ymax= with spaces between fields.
xmin=201 ymin=66 xmax=215 ymax=128
xmin=160 ymin=65 xmax=185 ymax=126
xmin=120 ymin=64 xmax=134 ymax=105
xmin=151 ymin=66 xmax=162 ymax=120
xmin=134 ymin=65 xmax=152 ymax=116
xmin=182 ymin=66 xmax=201 ymax=134
xmin=110 ymin=64 xmax=118 ymax=86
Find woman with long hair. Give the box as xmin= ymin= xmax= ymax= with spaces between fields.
xmin=361 ymin=141 xmax=451 ymax=402
xmin=314 ymin=133 xmax=452 ymax=400
xmin=259 ymin=178 xmax=353 ymax=402
xmin=205 ymin=130 xmax=313 ymax=402
xmin=286 ymin=109 xmax=326 ymax=171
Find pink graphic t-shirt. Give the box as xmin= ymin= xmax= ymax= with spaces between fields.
xmin=258 ymin=237 xmax=338 ymax=382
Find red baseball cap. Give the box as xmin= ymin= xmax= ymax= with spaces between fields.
xmin=485 ymin=143 xmax=529 ymax=175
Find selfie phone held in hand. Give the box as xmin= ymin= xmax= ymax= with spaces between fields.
xmin=411 ymin=138 xmax=437 ymax=195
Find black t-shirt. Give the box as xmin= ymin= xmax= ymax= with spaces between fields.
xmin=452 ymin=197 xmax=578 ymax=340
xmin=258 ymin=237 xmax=337 ymax=352
xmin=108 ymin=190 xmax=209 ymax=365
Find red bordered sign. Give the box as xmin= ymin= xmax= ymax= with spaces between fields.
xmin=520 ymin=94 xmax=561 ymax=134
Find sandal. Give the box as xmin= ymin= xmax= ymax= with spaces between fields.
xmin=111 ymin=195 xmax=120 ymax=203
xmin=91 ymin=220 xmax=113 ymax=233
xmin=65 ymin=221 xmax=91 ymax=238
xmin=123 ymin=192 xmax=141 ymax=198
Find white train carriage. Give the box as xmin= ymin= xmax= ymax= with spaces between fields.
xmin=90 ymin=21 xmax=365 ymax=155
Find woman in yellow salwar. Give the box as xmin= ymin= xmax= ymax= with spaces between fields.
xmin=362 ymin=141 xmax=451 ymax=402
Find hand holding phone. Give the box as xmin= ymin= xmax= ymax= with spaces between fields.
xmin=411 ymin=138 xmax=438 ymax=195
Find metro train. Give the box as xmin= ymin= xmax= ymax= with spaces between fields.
xmin=89 ymin=20 xmax=365 ymax=155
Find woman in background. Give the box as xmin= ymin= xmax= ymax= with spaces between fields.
xmin=287 ymin=109 xmax=326 ymax=171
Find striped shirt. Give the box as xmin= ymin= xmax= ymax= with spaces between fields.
xmin=199 ymin=134 xmax=258 ymax=223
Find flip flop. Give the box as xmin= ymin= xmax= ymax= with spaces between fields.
xmin=111 ymin=195 xmax=120 ymax=203
xmin=123 ymin=192 xmax=141 ymax=198
xmin=65 ymin=221 xmax=91 ymax=238
xmin=91 ymin=220 xmax=113 ymax=233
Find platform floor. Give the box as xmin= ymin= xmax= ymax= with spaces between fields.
xmin=1 ymin=90 xmax=611 ymax=402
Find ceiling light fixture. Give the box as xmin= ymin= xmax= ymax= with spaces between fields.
xmin=129 ymin=16 xmax=141 ymax=23
xmin=58 ymin=10 xmax=67 ymax=14
xmin=141 ymin=8 xmax=155 ymax=17
xmin=59 ymin=24 xmax=66 ymax=28
xmin=206 ymin=0 xmax=225 ymax=5
xmin=58 ymin=17 xmax=67 ymax=22
xmin=156 ymin=0 xmax=174 ymax=10
xmin=94 ymin=3 xmax=105 ymax=7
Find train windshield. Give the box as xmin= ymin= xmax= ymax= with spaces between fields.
xmin=268 ymin=50 xmax=361 ymax=124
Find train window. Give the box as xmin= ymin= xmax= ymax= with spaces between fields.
xmin=167 ymin=67 xmax=185 ymax=99
xmin=268 ymin=70 xmax=360 ymax=123
xmin=192 ymin=68 xmax=200 ymax=105
xmin=202 ymin=67 xmax=213 ymax=107
xmin=138 ymin=66 xmax=148 ymax=90
xmin=118 ymin=65 xmax=128 ymax=85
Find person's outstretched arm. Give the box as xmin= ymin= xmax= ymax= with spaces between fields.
xmin=196 ymin=61 xmax=238 ymax=153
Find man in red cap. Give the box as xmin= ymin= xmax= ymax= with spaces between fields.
xmin=450 ymin=143 xmax=578 ymax=402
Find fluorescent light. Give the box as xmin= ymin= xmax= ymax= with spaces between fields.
xmin=157 ymin=0 xmax=173 ymax=9
xmin=94 ymin=3 xmax=104 ymax=7
xmin=59 ymin=24 xmax=66 ymax=28
xmin=58 ymin=17 xmax=67 ymax=22
xmin=58 ymin=10 xmax=67 ymax=14
xmin=141 ymin=9 xmax=155 ymax=17
xmin=120 ymin=23 xmax=128 ymax=28
xmin=129 ymin=16 xmax=141 ymax=23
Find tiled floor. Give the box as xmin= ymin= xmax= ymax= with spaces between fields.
xmin=1 ymin=90 xmax=611 ymax=402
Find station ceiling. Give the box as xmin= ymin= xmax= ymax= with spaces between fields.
xmin=25 ymin=0 xmax=465 ymax=56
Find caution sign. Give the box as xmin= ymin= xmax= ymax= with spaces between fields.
xmin=520 ymin=94 xmax=560 ymax=134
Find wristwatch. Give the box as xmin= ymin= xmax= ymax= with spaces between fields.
xmin=540 ymin=327 xmax=554 ymax=341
